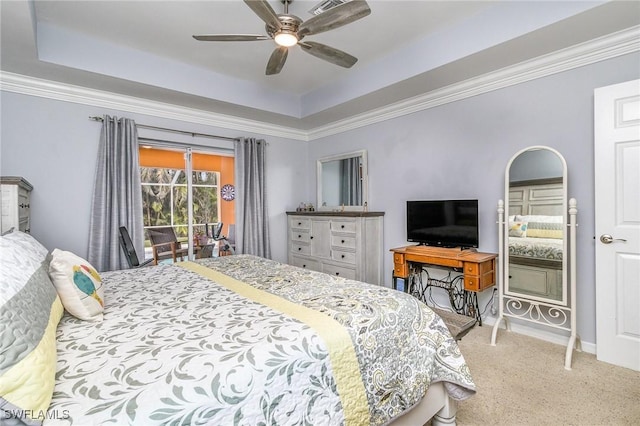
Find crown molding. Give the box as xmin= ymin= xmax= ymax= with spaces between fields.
xmin=307 ymin=25 xmax=640 ymax=140
xmin=0 ymin=72 xmax=310 ymax=141
xmin=1 ymin=26 xmax=638 ymax=142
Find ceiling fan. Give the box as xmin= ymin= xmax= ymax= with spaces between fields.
xmin=193 ymin=0 xmax=371 ymax=75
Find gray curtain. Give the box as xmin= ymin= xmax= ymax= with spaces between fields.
xmin=339 ymin=157 xmax=362 ymax=205
xmin=234 ymin=137 xmax=271 ymax=258
xmin=88 ymin=115 xmax=144 ymax=271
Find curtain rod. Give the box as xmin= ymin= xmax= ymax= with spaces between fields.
xmin=89 ymin=116 xmax=237 ymax=142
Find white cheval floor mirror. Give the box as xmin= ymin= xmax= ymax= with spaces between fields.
xmin=490 ymin=145 xmax=581 ymax=370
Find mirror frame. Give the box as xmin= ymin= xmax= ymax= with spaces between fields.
xmin=504 ymin=145 xmax=568 ymax=306
xmin=317 ymin=150 xmax=368 ymax=211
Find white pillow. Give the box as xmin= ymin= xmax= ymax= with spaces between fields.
xmin=49 ymin=249 xmax=104 ymax=321
xmin=518 ymin=215 xmax=563 ymax=223
xmin=508 ymin=221 xmax=528 ymax=237
xmin=2 ymin=229 xmax=49 ymax=262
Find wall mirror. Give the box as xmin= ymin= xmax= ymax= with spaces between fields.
xmin=506 ymin=146 xmax=568 ymax=305
xmin=317 ymin=150 xmax=368 ymax=211
xmin=492 ymin=145 xmax=580 ymax=370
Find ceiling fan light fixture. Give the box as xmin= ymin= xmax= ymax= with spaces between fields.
xmin=193 ymin=0 xmax=371 ymax=75
xmin=274 ymin=31 xmax=298 ymax=47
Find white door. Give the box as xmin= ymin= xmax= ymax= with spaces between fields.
xmin=594 ymin=79 xmax=640 ymax=371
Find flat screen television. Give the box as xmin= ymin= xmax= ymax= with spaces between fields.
xmin=406 ymin=200 xmax=479 ymax=248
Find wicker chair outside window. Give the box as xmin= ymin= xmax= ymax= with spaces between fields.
xmin=147 ymin=227 xmax=188 ymax=265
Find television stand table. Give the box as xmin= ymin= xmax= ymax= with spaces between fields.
xmin=390 ymin=245 xmax=497 ymax=325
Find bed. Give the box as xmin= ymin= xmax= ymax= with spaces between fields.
xmin=1 ymin=230 xmax=476 ymax=426
xmin=507 ymin=179 xmax=565 ymax=302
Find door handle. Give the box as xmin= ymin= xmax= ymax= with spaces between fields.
xmin=600 ymin=234 xmax=627 ymax=244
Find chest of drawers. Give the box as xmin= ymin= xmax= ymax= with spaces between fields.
xmin=287 ymin=212 xmax=384 ymax=285
xmin=1 ymin=176 xmax=33 ymax=233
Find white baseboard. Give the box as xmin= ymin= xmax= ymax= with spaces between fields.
xmin=481 ymin=315 xmax=596 ymax=355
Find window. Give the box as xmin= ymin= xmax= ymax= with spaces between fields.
xmin=138 ymin=147 xmax=235 ymax=252
xmin=140 ymin=168 xmax=219 ymax=240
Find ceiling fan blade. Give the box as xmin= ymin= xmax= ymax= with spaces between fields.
xmin=243 ymin=0 xmax=282 ymax=31
xmin=193 ymin=34 xmax=270 ymax=42
xmin=299 ymin=41 xmax=357 ymax=68
xmin=266 ymin=46 xmax=288 ymax=75
xmin=298 ymin=0 xmax=371 ymax=37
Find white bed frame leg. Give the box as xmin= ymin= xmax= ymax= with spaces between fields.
xmin=389 ymin=382 xmax=460 ymax=426
xmin=432 ymin=396 xmax=458 ymax=425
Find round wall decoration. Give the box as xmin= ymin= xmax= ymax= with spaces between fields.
xmin=221 ymin=184 xmax=235 ymax=201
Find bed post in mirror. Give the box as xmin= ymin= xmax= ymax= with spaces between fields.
xmin=491 ymin=146 xmax=581 ymax=370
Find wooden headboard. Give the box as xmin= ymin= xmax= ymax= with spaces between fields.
xmin=508 ymin=177 xmax=564 ymax=217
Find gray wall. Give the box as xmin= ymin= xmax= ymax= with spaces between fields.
xmin=0 ymin=92 xmax=309 ymax=264
xmin=308 ymin=52 xmax=640 ymax=346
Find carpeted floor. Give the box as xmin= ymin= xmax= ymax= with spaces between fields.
xmin=452 ymin=325 xmax=640 ymax=425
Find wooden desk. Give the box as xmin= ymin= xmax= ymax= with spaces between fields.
xmin=391 ymin=245 xmax=497 ymax=324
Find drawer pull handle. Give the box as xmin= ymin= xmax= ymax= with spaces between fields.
xmin=298 ymin=247 xmax=301 ymax=251
xmin=335 ymin=272 xmax=340 ymax=276
xmin=19 ymin=203 xmax=30 ymax=208
xmin=310 ymin=236 xmax=314 ymax=239
xmin=341 ymin=239 xmax=345 ymax=244
xmin=341 ymin=225 xmax=345 ymax=229
xmin=341 ymin=254 xmax=345 ymax=258
xmin=298 ymin=235 xmax=301 ymax=238
xmin=303 ymin=264 xmax=306 ymax=268
xmin=298 ymin=222 xmax=302 ymax=225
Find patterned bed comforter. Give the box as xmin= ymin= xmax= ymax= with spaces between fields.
xmin=46 ymin=255 xmax=475 ymax=425
xmin=509 ymin=236 xmax=563 ymax=261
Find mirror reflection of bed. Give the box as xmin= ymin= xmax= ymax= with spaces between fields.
xmin=507 ymin=178 xmax=564 ymax=302
xmin=507 ymin=148 xmax=566 ymax=304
